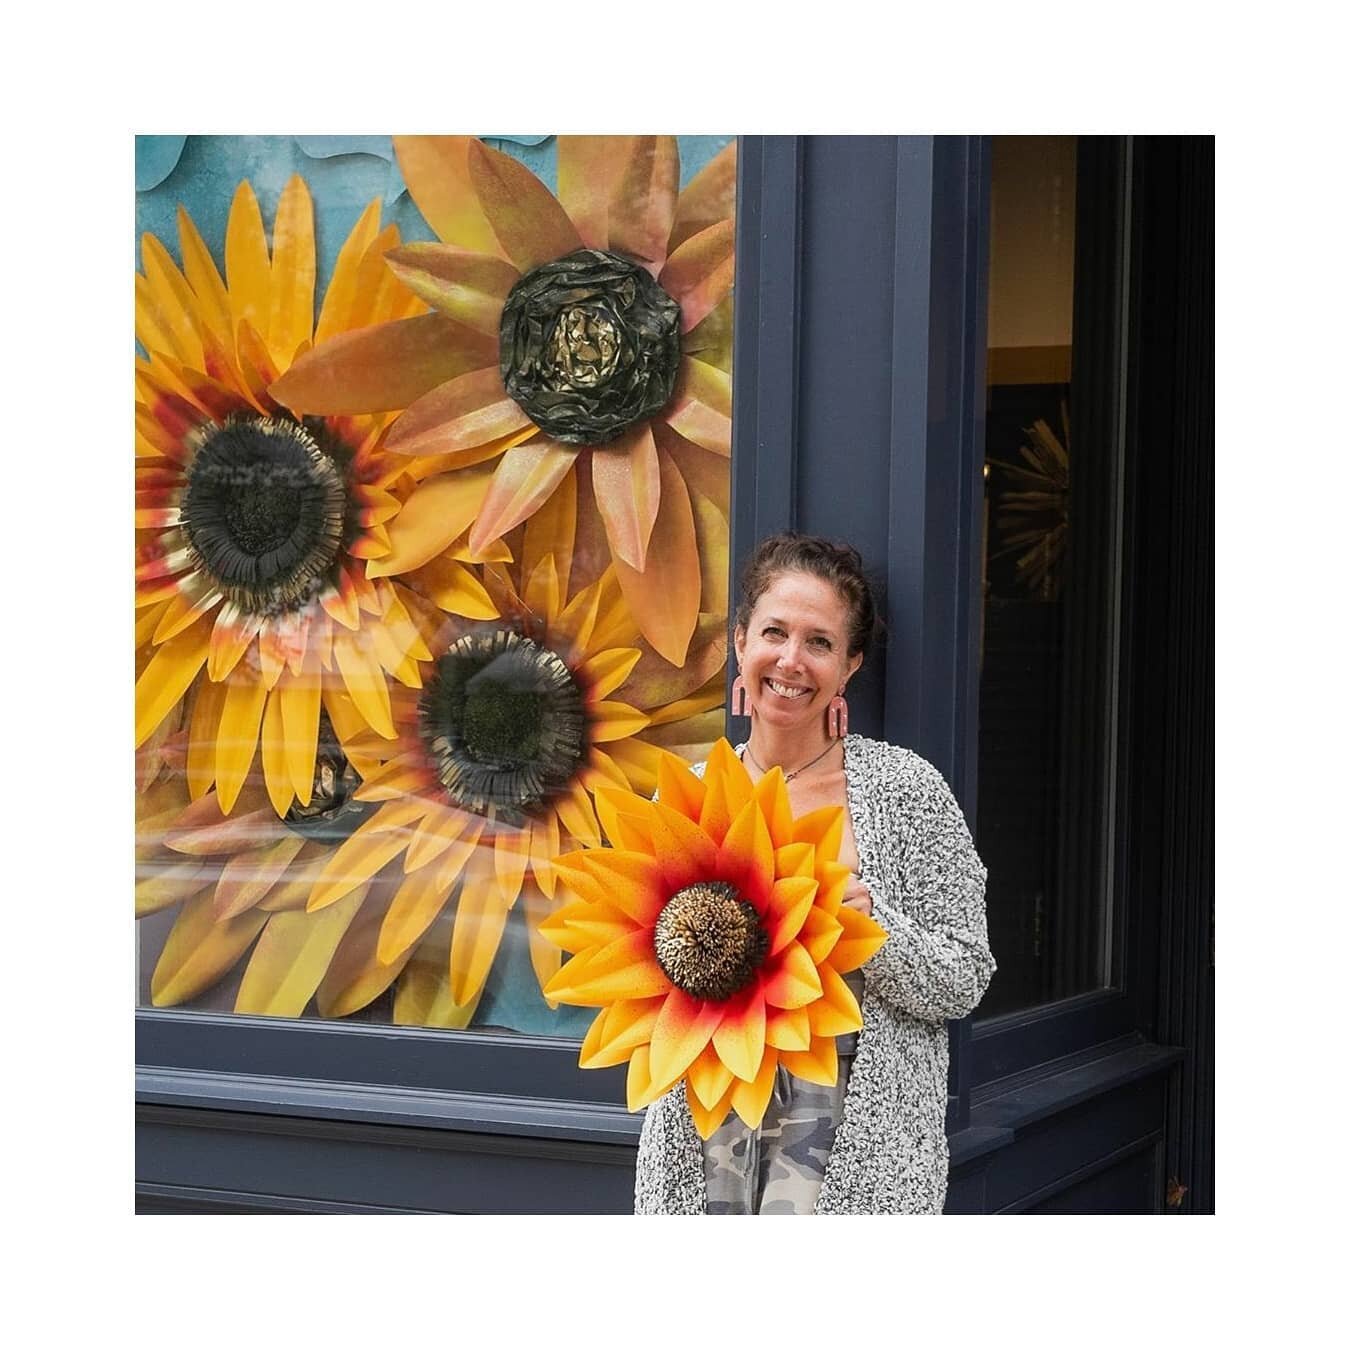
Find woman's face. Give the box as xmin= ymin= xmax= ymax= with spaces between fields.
xmin=734 ymin=570 xmax=863 ymax=737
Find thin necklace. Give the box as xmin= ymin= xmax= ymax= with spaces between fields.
xmin=742 ymin=740 xmax=840 ymax=782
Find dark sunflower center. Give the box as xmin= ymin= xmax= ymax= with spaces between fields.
xmin=652 ymin=882 xmax=768 ymax=1002
xmin=499 ymin=248 xmax=681 ymax=445
xmin=283 ymin=712 xmax=377 ymax=843
xmin=419 ymin=630 xmax=587 ymax=825
xmin=181 ymin=414 xmax=348 ymax=614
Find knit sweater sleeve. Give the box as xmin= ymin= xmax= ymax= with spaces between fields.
xmin=860 ymin=748 xmax=996 ymax=1025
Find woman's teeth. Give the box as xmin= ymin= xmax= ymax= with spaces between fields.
xmin=765 ymin=679 xmax=809 ymax=699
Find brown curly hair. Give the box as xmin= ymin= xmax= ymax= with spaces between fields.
xmin=734 ymin=532 xmax=880 ymax=659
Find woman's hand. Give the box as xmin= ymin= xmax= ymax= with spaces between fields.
xmin=840 ymin=875 xmax=873 ymax=918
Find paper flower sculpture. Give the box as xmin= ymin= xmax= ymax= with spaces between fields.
xmin=135 ymin=176 xmax=502 ymax=818
xmin=270 ymin=135 xmax=736 ymax=667
xmin=540 ymin=740 xmax=889 ymax=1137
xmin=136 ymin=731 xmax=489 ymax=1028
xmin=302 ymin=552 xmax=710 ymax=1013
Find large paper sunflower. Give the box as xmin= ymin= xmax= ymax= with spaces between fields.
xmin=540 ymin=741 xmax=889 ymax=1137
xmin=135 ymin=176 xmax=501 ymax=819
xmin=303 ymin=552 xmax=716 ymax=1012
xmin=270 ymin=136 xmax=736 ymax=667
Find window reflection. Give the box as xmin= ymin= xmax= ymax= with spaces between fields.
xmin=977 ymin=136 xmax=1120 ymax=1017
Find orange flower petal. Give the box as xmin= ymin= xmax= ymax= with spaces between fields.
xmin=162 ymin=795 xmax=283 ymax=856
xmin=448 ymin=857 xmax=515 ymax=1005
xmin=224 ymin=181 xmax=270 ymax=344
xmin=809 ymin=964 xmax=864 ymax=1037
xmin=557 ymin=135 xmax=615 ymax=249
xmin=579 ymin=996 xmax=665 ymax=1069
xmin=215 ymin=665 xmax=268 ymax=814
xmin=625 ymin=1044 xmax=666 ymax=1112
xmin=384 ymin=242 xmax=519 ymax=336
xmin=592 ymin=784 xmax=655 ymax=852
xmin=521 ymin=455 xmax=578 ymax=602
xmin=687 ymin=1041 xmax=736 ymax=1112
xmin=760 ymin=939 xmax=824 ymax=1011
xmin=314 ymin=199 xmax=382 ymax=344
xmin=647 ymin=988 xmax=724 ymax=1096
xmin=662 ymin=358 xmax=732 ymax=457
xmin=377 ymin=864 xmax=453 ymax=966
xmin=212 ymin=832 xmax=307 ymax=921
xmin=468 ymin=440 xmax=579 ymax=554
xmin=687 ymin=1079 xmax=738 ymax=1139
xmin=385 ymin=366 xmax=532 ymax=458
xmin=753 ymin=767 xmax=795 ymax=849
xmin=394 ymin=136 xmax=503 ymax=257
xmin=309 ymin=804 xmax=422 ymax=911
xmin=764 ymin=875 xmax=819 ymax=956
xmin=779 ymin=1035 xmax=839 ymax=1088
xmin=717 ymin=797 xmax=775 ymax=912
xmin=575 ymin=647 xmax=642 ymax=703
xmin=659 ymin=219 xmax=735 ymax=333
xmin=544 ymin=930 xmax=671 ymax=1006
xmin=270 ymin=312 xmax=496 ymax=417
xmin=656 ymin=751 xmax=707 ymax=822
xmin=591 ymin=423 xmax=661 ymax=570
xmin=670 ymin=142 xmax=737 ymax=253
xmin=764 ymin=1003 xmax=813 ymax=1052
xmin=555 ymin=850 xmax=665 ymax=926
xmin=798 ymin=906 xmax=844 ymax=965
xmin=554 ymin=779 xmax=602 ymax=849
xmin=793 ymin=804 xmax=845 ymax=857
xmin=607 ymin=136 xmax=680 ymax=269
xmin=467 ymin=139 xmax=583 ymax=272
xmin=588 ymin=700 xmax=651 ymax=742
xmin=711 ymin=983 xmax=766 ymax=1082
xmin=267 ymin=174 xmax=316 ymax=366
xmin=646 ymin=798 xmax=719 ymax=895
xmin=829 ymin=904 xmax=889 ymax=973
xmin=364 ymin=466 xmax=494 ymax=578
xmin=135 ymin=621 xmax=211 ymax=749
xmin=612 ymin=443 xmax=701 ymax=665
xmin=729 ymin=1047 xmax=780 ymax=1129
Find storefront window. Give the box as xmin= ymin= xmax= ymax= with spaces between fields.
xmin=976 ymin=136 xmax=1122 ymax=1017
xmin=135 ymin=135 xmax=735 ymax=1037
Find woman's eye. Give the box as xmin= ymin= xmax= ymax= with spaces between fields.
xmin=811 ymin=637 xmax=832 ymax=650
xmin=763 ymin=626 xmax=785 ymax=638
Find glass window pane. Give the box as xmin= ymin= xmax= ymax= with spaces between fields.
xmin=135 ymin=134 xmax=735 ymax=1037
xmin=976 ymin=135 xmax=1121 ymax=1017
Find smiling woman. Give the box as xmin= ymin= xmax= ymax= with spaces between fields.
xmin=634 ymin=533 xmax=996 ymax=1215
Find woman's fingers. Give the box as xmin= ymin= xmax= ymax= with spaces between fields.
xmin=840 ymin=876 xmax=873 ymax=917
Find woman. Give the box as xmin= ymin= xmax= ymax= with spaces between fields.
xmin=634 ymin=533 xmax=995 ymax=1214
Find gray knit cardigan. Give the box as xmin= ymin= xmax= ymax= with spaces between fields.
xmin=633 ymin=734 xmax=995 ymax=1214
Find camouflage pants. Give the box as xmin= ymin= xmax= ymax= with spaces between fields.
xmin=702 ymin=1055 xmax=853 ymax=1214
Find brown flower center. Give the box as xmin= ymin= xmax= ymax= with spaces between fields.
xmin=652 ymin=881 xmax=768 ymax=1002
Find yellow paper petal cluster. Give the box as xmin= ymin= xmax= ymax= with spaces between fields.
xmin=135 ymin=176 xmax=501 ymax=821
xmin=271 ymin=136 xmax=736 ymax=668
xmin=541 ymin=740 xmax=889 ymax=1137
xmin=299 ymin=547 xmax=714 ymax=1014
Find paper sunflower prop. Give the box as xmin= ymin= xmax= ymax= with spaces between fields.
xmin=540 ymin=740 xmax=888 ymax=1138
xmin=270 ymin=135 xmax=736 ymax=667
xmin=303 ymin=553 xmax=709 ymax=1011
xmin=135 ymin=176 xmax=501 ymax=819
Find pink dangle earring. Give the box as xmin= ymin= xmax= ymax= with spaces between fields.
xmin=826 ymin=688 xmax=849 ymax=739
xmin=731 ymin=673 xmax=750 ymax=718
